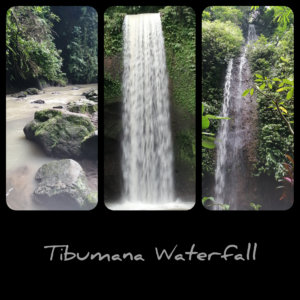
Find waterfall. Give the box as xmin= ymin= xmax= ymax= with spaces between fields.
xmin=121 ymin=13 xmax=175 ymax=205
xmin=214 ymin=24 xmax=258 ymax=210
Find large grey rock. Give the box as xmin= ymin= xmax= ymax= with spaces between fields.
xmin=67 ymin=98 xmax=98 ymax=114
xmin=33 ymin=159 xmax=97 ymax=209
xmin=23 ymin=109 xmax=95 ymax=158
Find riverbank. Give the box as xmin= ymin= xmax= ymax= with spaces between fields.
xmin=6 ymin=84 xmax=98 ymax=210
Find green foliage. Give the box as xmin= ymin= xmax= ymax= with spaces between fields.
xmin=205 ymin=6 xmax=244 ymax=26
xmin=202 ymin=18 xmax=243 ymax=175
xmin=245 ymin=22 xmax=294 ymax=180
xmin=202 ymin=196 xmax=230 ymax=210
xmin=202 ymin=103 xmax=230 ymax=149
xmin=104 ymin=72 xmax=122 ymax=102
xmin=160 ymin=6 xmax=196 ymax=181
xmin=161 ymin=6 xmax=196 ymax=114
xmin=67 ymin=7 xmax=98 ymax=84
xmin=202 ymin=20 xmax=244 ymax=68
xmin=6 ymin=6 xmax=66 ymax=85
xmin=104 ymin=11 xmax=125 ymax=56
xmin=250 ymin=202 xmax=262 ymax=210
xmin=175 ymin=130 xmax=196 ymax=172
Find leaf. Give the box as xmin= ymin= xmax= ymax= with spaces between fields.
xmin=283 ymin=177 xmax=293 ymax=184
xmin=242 ymin=89 xmax=250 ymax=96
xmin=280 ymin=192 xmax=287 ymax=201
xmin=286 ymin=88 xmax=294 ymax=100
xmin=202 ymin=136 xmax=215 ymax=149
xmin=255 ymin=74 xmax=263 ymax=78
xmin=282 ymin=79 xmax=294 ymax=85
xmin=272 ymin=78 xmax=281 ymax=82
xmin=279 ymin=106 xmax=287 ymax=114
xmin=206 ymin=114 xmax=230 ymax=120
xmin=276 ymin=86 xmax=291 ymax=92
xmin=259 ymin=83 xmax=266 ymax=90
xmin=268 ymin=83 xmax=272 ymax=89
xmin=285 ymin=154 xmax=294 ymax=165
xmin=280 ymin=56 xmax=289 ymax=62
xmin=202 ymin=103 xmax=204 ymax=115
xmin=278 ymin=82 xmax=284 ymax=87
xmin=202 ymin=116 xmax=210 ymax=129
xmin=202 ymin=197 xmax=214 ymax=205
xmin=255 ymin=79 xmax=264 ymax=82
xmin=250 ymin=88 xmax=254 ymax=96
xmin=223 ymin=204 xmax=230 ymax=210
xmin=202 ymin=132 xmax=215 ymax=136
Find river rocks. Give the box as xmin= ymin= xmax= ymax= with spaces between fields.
xmin=31 ymin=99 xmax=45 ymax=104
xmin=33 ymin=159 xmax=97 ymax=209
xmin=13 ymin=91 xmax=27 ymax=98
xmin=26 ymin=87 xmax=39 ymax=95
xmin=82 ymin=88 xmax=98 ymax=102
xmin=67 ymin=98 xmax=98 ymax=114
xmin=23 ymin=109 xmax=95 ymax=158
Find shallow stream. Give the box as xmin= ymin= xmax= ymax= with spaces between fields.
xmin=6 ymin=84 xmax=98 ymax=210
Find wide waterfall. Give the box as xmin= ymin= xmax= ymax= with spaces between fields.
xmin=214 ymin=24 xmax=258 ymax=210
xmin=105 ymin=13 xmax=194 ymax=210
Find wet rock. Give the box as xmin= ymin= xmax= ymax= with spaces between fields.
xmin=67 ymin=98 xmax=98 ymax=114
xmin=23 ymin=109 xmax=95 ymax=158
xmin=52 ymin=105 xmax=63 ymax=109
xmin=81 ymin=130 xmax=98 ymax=159
xmin=33 ymin=159 xmax=97 ymax=209
xmin=26 ymin=88 xmax=39 ymax=95
xmin=82 ymin=89 xmax=98 ymax=102
xmin=31 ymin=99 xmax=45 ymax=104
xmin=13 ymin=91 xmax=27 ymax=98
xmin=91 ymin=112 xmax=98 ymax=127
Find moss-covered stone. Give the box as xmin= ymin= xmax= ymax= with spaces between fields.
xmin=35 ymin=109 xmax=62 ymax=122
xmin=24 ymin=109 xmax=95 ymax=158
xmin=26 ymin=87 xmax=39 ymax=95
xmin=67 ymin=99 xmax=98 ymax=114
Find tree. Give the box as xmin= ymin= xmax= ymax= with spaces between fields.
xmin=67 ymin=7 xmax=98 ymax=83
xmin=6 ymin=6 xmax=66 ymax=86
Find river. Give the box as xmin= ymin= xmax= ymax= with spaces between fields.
xmin=6 ymin=84 xmax=98 ymax=210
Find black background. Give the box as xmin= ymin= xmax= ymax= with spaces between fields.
xmin=1 ymin=0 xmax=298 ymax=289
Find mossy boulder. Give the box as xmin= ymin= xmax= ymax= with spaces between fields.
xmin=67 ymin=99 xmax=98 ymax=114
xmin=33 ymin=159 xmax=97 ymax=209
xmin=82 ymin=88 xmax=98 ymax=102
xmin=24 ymin=109 xmax=95 ymax=158
xmin=26 ymin=87 xmax=39 ymax=95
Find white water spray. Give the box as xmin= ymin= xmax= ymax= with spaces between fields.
xmin=120 ymin=13 xmax=176 ymax=208
xmin=214 ymin=24 xmax=257 ymax=210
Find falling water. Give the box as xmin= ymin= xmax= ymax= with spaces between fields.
xmin=214 ymin=24 xmax=258 ymax=210
xmin=120 ymin=13 xmax=175 ymax=207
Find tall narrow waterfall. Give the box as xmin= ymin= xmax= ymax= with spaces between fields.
xmin=214 ymin=24 xmax=258 ymax=210
xmin=121 ymin=14 xmax=175 ymax=206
